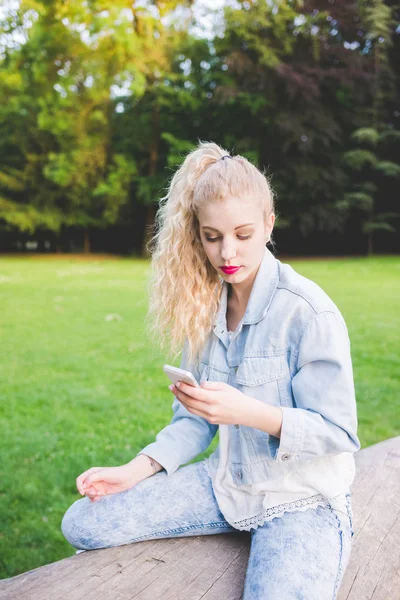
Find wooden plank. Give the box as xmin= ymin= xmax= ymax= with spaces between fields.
xmin=1 ymin=436 xmax=399 ymax=600
xmin=0 ymin=535 xmax=250 ymax=600
xmin=338 ymin=436 xmax=400 ymax=600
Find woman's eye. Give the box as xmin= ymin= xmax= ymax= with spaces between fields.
xmin=205 ymin=235 xmax=252 ymax=242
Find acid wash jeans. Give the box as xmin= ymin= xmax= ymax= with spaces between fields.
xmin=61 ymin=460 xmax=354 ymax=600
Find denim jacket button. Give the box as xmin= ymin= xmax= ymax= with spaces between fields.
xmin=236 ymin=471 xmax=242 ymax=479
xmin=281 ymin=453 xmax=291 ymax=461
xmin=234 ymin=424 xmax=239 ymax=429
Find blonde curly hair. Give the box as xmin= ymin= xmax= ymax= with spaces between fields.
xmin=145 ymin=140 xmax=275 ymax=366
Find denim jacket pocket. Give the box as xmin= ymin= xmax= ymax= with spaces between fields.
xmin=235 ymin=355 xmax=290 ymax=406
xmin=199 ymin=362 xmax=230 ymax=385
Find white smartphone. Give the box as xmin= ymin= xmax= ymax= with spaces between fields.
xmin=163 ymin=364 xmax=199 ymax=388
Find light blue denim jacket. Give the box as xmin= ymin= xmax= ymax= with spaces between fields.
xmin=138 ymin=247 xmax=361 ymax=487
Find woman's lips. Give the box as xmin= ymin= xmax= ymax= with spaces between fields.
xmin=220 ymin=266 xmax=241 ymax=274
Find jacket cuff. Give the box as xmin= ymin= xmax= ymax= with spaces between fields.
xmin=136 ymin=444 xmax=180 ymax=477
xmin=275 ymin=406 xmax=304 ymax=462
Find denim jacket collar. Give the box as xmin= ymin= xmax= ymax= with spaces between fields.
xmin=214 ymin=247 xmax=280 ymax=333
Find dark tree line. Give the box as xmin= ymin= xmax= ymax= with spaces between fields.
xmin=0 ymin=0 xmax=399 ymax=256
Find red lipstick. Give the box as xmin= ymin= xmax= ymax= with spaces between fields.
xmin=220 ymin=266 xmax=241 ymax=275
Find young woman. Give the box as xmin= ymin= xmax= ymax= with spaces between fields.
xmin=61 ymin=141 xmax=360 ymax=599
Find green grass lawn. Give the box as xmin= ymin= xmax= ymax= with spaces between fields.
xmin=1 ymin=255 xmax=399 ymax=579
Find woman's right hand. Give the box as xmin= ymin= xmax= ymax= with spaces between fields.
xmin=76 ymin=464 xmax=137 ymax=502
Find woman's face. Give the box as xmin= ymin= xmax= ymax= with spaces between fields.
xmin=197 ymin=196 xmax=275 ymax=289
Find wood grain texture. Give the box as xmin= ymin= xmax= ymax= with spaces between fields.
xmin=1 ymin=437 xmax=399 ymax=600
xmin=337 ymin=436 xmax=400 ymax=600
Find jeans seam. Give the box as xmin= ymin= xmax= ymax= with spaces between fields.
xmin=125 ymin=521 xmax=234 ymax=543
xmin=345 ymin=493 xmax=355 ymax=538
xmin=328 ymin=506 xmax=344 ymax=600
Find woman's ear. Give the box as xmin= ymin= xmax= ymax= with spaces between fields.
xmin=265 ymin=212 xmax=275 ymax=242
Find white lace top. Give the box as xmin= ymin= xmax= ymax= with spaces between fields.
xmin=203 ymin=329 xmax=352 ymax=532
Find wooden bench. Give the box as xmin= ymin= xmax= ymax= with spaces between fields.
xmin=1 ymin=436 xmax=399 ymax=599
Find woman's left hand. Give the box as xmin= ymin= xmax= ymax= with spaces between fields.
xmin=169 ymin=380 xmax=248 ymax=426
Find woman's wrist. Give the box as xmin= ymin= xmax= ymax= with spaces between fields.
xmin=126 ymin=454 xmax=164 ymax=484
xmin=240 ymin=396 xmax=283 ymax=438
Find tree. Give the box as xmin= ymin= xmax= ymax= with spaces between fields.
xmin=341 ymin=0 xmax=399 ymax=254
xmin=343 ymin=126 xmax=400 ymax=254
xmin=0 ymin=0 xmax=194 ymax=251
xmin=205 ymin=0 xmax=374 ymax=239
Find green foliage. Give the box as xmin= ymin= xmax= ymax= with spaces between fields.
xmin=343 ymin=120 xmax=400 ymax=253
xmin=0 ymin=0 xmax=399 ymax=253
xmin=0 ymin=0 xmax=193 ymax=237
xmin=359 ymin=181 xmax=378 ymax=196
xmin=379 ymin=129 xmax=400 ymax=146
xmin=374 ymin=161 xmax=400 ymax=178
xmin=0 ymin=197 xmax=62 ymax=233
xmin=135 ymin=174 xmax=167 ymax=206
xmin=343 ymin=150 xmax=377 ymax=171
xmin=350 ymin=128 xmax=379 ymax=147
xmin=362 ymin=218 xmax=397 ymax=234
xmin=161 ymin=132 xmax=196 ymax=167
xmin=0 ymin=168 xmax=25 ymax=193
xmin=93 ymin=155 xmax=137 ymax=224
xmin=342 ymin=192 xmax=374 ymax=212
xmin=359 ymin=0 xmax=394 ymax=46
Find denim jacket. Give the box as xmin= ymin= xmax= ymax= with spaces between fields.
xmin=138 ymin=247 xmax=361 ymax=491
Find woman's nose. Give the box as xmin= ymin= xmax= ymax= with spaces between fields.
xmin=221 ymin=241 xmax=237 ymax=261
